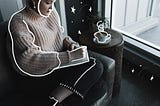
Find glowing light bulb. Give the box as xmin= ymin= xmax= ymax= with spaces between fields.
xmin=89 ymin=6 xmax=92 ymax=12
xmin=71 ymin=6 xmax=76 ymax=14
xmin=78 ymin=30 xmax=81 ymax=35
xmin=131 ymin=69 xmax=135 ymax=73
xmin=150 ymin=75 xmax=154 ymax=81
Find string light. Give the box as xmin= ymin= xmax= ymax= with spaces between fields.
xmin=82 ymin=19 xmax=85 ymax=22
xmin=71 ymin=6 xmax=76 ymax=14
xmin=89 ymin=6 xmax=92 ymax=12
xmin=78 ymin=30 xmax=81 ymax=35
xmin=67 ymin=0 xmax=94 ymax=40
xmin=150 ymin=75 xmax=154 ymax=81
xmin=131 ymin=68 xmax=135 ymax=73
xmin=71 ymin=20 xmax=74 ymax=23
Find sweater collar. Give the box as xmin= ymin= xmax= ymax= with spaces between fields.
xmin=24 ymin=6 xmax=45 ymax=21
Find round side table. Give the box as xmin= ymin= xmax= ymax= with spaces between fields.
xmin=79 ymin=29 xmax=124 ymax=96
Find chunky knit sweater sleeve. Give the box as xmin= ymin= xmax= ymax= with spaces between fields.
xmin=9 ymin=14 xmax=69 ymax=76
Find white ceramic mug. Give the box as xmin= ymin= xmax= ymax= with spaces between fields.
xmin=94 ymin=31 xmax=111 ymax=44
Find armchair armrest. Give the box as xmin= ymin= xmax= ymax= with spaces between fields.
xmin=88 ymin=50 xmax=115 ymax=98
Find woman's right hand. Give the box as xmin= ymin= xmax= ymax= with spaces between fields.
xmin=69 ymin=46 xmax=87 ymax=61
xmin=69 ymin=43 xmax=80 ymax=50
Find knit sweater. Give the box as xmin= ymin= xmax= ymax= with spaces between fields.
xmin=8 ymin=6 xmax=80 ymax=76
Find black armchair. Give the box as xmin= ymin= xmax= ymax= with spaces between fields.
xmin=0 ymin=21 xmax=115 ymax=106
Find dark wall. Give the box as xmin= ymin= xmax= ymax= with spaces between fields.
xmin=65 ymin=0 xmax=98 ymax=41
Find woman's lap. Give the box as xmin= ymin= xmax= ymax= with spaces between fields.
xmin=17 ymin=57 xmax=104 ymax=98
xmin=55 ymin=58 xmax=103 ymax=98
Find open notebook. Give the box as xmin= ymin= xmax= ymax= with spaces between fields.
xmin=59 ymin=46 xmax=90 ymax=69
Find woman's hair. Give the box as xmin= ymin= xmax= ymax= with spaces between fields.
xmin=26 ymin=0 xmax=34 ymax=8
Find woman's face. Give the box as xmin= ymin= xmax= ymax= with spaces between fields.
xmin=38 ymin=0 xmax=54 ymax=16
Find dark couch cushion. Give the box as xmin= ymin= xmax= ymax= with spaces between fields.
xmin=0 ymin=21 xmax=44 ymax=101
xmin=0 ymin=21 xmax=52 ymax=101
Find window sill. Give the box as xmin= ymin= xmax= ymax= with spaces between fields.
xmin=118 ymin=17 xmax=159 ymax=35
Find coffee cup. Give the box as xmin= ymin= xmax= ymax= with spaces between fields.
xmin=94 ymin=31 xmax=111 ymax=44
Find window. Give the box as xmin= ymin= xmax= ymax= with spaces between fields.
xmin=104 ymin=0 xmax=160 ymax=75
xmin=112 ymin=0 xmax=160 ymax=50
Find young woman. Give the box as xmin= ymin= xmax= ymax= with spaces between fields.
xmin=8 ymin=0 xmax=103 ymax=105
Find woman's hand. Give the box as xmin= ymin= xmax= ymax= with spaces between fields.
xmin=69 ymin=43 xmax=80 ymax=51
xmin=63 ymin=37 xmax=80 ymax=51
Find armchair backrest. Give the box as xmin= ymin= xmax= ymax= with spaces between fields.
xmin=0 ymin=21 xmax=18 ymax=99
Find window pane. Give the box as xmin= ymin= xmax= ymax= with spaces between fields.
xmin=108 ymin=0 xmax=160 ymax=51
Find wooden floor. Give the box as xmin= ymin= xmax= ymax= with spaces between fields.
xmin=108 ymin=59 xmax=160 ymax=106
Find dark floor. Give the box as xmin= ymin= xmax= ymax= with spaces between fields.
xmin=109 ymin=59 xmax=160 ymax=106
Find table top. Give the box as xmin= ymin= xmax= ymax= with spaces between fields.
xmin=79 ymin=29 xmax=124 ymax=49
